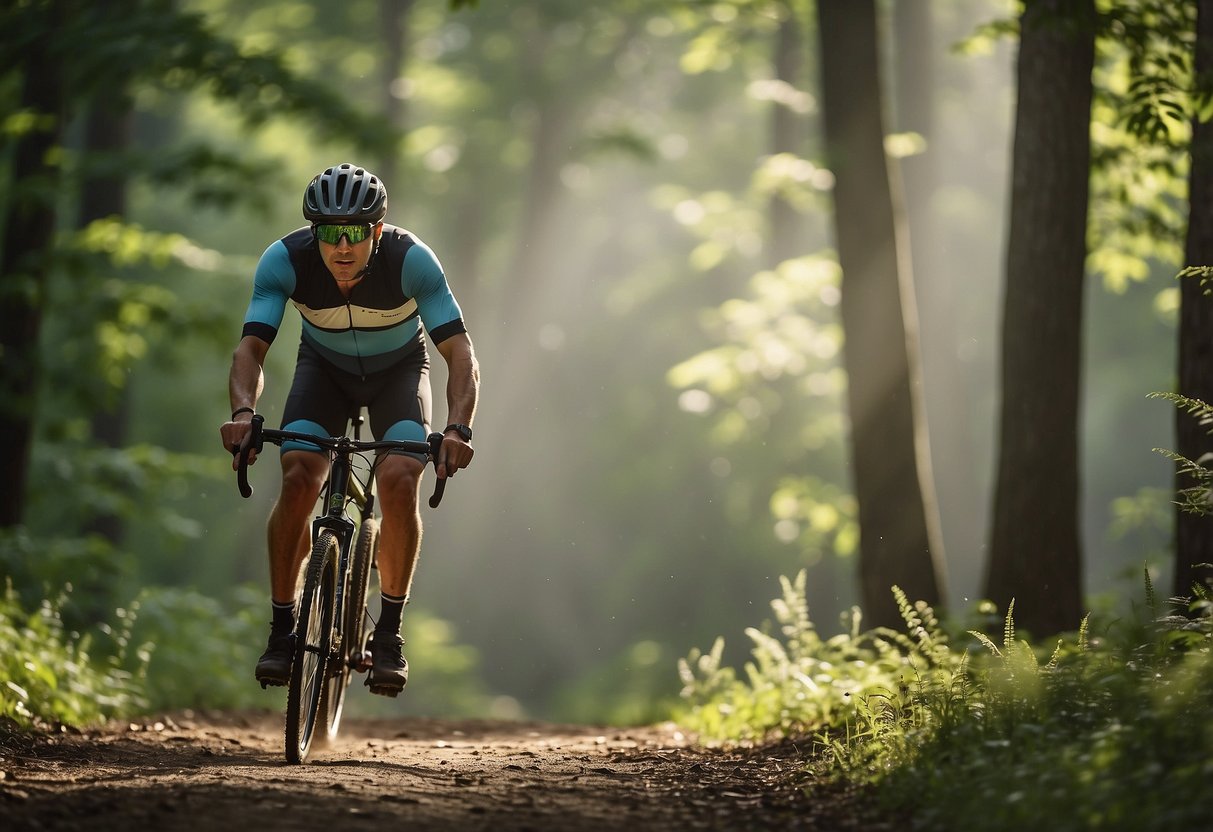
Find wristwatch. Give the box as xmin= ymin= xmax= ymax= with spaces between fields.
xmin=445 ymin=423 xmax=473 ymax=442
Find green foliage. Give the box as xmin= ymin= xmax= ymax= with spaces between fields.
xmin=124 ymin=584 xmax=265 ymax=712
xmin=1148 ymin=391 xmax=1213 ymax=515
xmin=686 ymin=572 xmax=1213 ymax=830
xmin=0 ymin=582 xmax=147 ymax=727
xmin=675 ymin=571 xmax=964 ymax=743
xmin=838 ymin=593 xmax=1213 ymax=832
xmin=0 ymin=529 xmax=135 ymax=628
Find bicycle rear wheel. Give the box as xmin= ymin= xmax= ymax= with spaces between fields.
xmin=320 ymin=516 xmax=379 ymax=741
xmin=285 ymin=531 xmax=338 ymax=764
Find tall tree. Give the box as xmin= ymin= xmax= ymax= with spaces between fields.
xmin=0 ymin=6 xmax=66 ymax=528
xmin=1176 ymin=0 xmax=1213 ymax=597
xmin=985 ymin=0 xmax=1095 ymax=636
xmin=816 ymin=0 xmax=947 ymax=626
xmin=78 ymin=85 xmax=135 ymax=545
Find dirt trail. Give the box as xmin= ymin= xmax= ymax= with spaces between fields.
xmin=0 ymin=710 xmax=891 ymax=831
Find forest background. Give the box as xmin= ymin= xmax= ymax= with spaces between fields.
xmin=0 ymin=0 xmax=1193 ymax=727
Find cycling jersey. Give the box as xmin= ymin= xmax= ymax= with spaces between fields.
xmin=242 ymin=225 xmax=466 ymax=376
xmin=241 ymin=224 xmax=465 ymax=455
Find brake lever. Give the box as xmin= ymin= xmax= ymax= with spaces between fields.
xmin=236 ymin=416 xmax=265 ymax=499
xmin=426 ymin=432 xmax=447 ymax=508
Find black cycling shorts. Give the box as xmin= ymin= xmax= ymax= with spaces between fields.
xmin=279 ymin=338 xmax=432 ymax=459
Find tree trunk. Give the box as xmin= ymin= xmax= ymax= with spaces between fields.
xmin=1175 ymin=0 xmax=1213 ymax=598
xmin=0 ymin=33 xmax=65 ymax=529
xmin=816 ymin=0 xmax=947 ymax=627
xmin=985 ymin=0 xmax=1094 ymax=636
xmin=80 ymin=91 xmax=134 ymax=544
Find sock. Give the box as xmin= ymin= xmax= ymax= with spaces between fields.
xmin=376 ymin=592 xmax=407 ymax=635
xmin=271 ymin=600 xmax=295 ymax=635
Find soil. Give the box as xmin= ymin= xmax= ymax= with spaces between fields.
xmin=0 ymin=710 xmax=894 ymax=831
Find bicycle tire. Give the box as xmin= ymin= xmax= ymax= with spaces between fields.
xmin=285 ymin=531 xmax=338 ymax=764
xmin=320 ymin=517 xmax=379 ymax=741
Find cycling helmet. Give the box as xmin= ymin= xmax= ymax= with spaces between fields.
xmin=302 ymin=163 xmax=388 ymax=223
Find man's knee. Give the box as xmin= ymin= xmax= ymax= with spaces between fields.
xmin=279 ymin=451 xmax=327 ymax=504
xmin=377 ymin=455 xmax=424 ymax=504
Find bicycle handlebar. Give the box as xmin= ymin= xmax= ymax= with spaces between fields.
xmin=235 ymin=415 xmax=448 ymax=508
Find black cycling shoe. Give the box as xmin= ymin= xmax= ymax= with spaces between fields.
xmin=255 ymin=631 xmax=295 ymax=689
xmin=365 ymin=632 xmax=408 ymax=697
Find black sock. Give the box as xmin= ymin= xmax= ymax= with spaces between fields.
xmin=272 ymin=600 xmax=295 ymax=635
xmin=377 ymin=592 xmax=407 ymax=635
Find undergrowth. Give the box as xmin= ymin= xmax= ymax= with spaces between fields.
xmin=676 ymin=569 xmax=1213 ymax=831
xmin=0 ymin=581 xmax=147 ymax=726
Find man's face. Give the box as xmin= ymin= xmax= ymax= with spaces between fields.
xmin=318 ymin=223 xmax=382 ymax=282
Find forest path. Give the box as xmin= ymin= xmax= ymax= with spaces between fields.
xmin=0 ymin=711 xmax=892 ymax=831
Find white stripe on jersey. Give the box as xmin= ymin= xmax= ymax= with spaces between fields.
xmin=292 ymin=298 xmax=419 ymax=331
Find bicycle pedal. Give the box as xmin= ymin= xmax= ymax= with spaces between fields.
xmin=367 ymin=684 xmax=402 ymax=698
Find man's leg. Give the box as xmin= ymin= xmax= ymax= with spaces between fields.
xmin=255 ymin=450 xmax=328 ymax=686
xmin=366 ymin=453 xmax=424 ymax=695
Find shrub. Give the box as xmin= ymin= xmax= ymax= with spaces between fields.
xmin=675 ymin=570 xmax=964 ymax=743
xmin=0 ymin=581 xmax=147 ymax=726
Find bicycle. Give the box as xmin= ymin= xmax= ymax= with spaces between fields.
xmin=235 ymin=413 xmax=447 ymax=764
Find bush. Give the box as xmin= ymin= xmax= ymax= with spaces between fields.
xmin=0 ymin=581 xmax=147 ymax=726
xmin=675 ymin=570 xmax=963 ymax=743
xmin=680 ymin=569 xmax=1213 ymax=831
xmin=125 ymin=584 xmax=265 ymax=712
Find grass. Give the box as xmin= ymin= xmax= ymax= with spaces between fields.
xmin=675 ymin=570 xmax=1213 ymax=831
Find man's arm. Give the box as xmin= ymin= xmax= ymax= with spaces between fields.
xmin=220 ymin=335 xmax=271 ymax=469
xmin=435 ymin=332 xmax=479 ymax=479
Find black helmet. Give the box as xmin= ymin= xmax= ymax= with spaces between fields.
xmin=303 ymin=163 xmax=387 ymax=223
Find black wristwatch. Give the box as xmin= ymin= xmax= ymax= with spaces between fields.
xmin=445 ymin=423 xmax=473 ymax=442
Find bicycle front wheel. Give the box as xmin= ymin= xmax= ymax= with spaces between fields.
xmin=320 ymin=516 xmax=379 ymax=742
xmin=285 ymin=531 xmax=338 ymax=764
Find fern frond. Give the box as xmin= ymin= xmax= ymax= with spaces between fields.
xmin=1077 ymin=613 xmax=1090 ymax=652
xmin=1003 ymin=599 xmax=1016 ymax=648
xmin=1149 ymin=392 xmax=1213 ymax=431
xmin=1179 ymin=264 xmax=1213 ymax=280
xmin=1046 ymin=638 xmax=1063 ymax=670
xmin=968 ymin=630 xmax=1001 ymax=657
xmin=892 ymin=586 xmax=920 ymax=632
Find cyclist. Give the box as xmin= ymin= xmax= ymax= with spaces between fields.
xmin=219 ymin=163 xmax=479 ymax=697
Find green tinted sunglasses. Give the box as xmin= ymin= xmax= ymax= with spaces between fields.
xmin=313 ymin=223 xmax=375 ymax=245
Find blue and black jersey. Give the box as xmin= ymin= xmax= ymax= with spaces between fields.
xmin=242 ymin=225 xmax=466 ymax=376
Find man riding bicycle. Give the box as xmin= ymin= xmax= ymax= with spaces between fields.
xmin=219 ymin=163 xmax=479 ymax=697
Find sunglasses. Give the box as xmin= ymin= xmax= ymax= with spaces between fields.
xmin=313 ymin=223 xmax=375 ymax=245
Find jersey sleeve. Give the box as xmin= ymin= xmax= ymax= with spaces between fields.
xmin=241 ymin=240 xmax=295 ymax=344
xmin=401 ymin=240 xmax=466 ymax=345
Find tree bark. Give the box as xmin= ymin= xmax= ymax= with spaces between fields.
xmin=1175 ymin=0 xmax=1213 ymax=598
xmin=817 ymin=0 xmax=947 ymax=627
xmin=985 ymin=0 xmax=1094 ymax=636
xmin=80 ymin=91 xmax=135 ymax=545
xmin=0 ymin=31 xmax=65 ymax=529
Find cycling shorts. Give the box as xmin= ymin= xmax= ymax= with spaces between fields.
xmin=280 ymin=339 xmax=432 ymax=461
